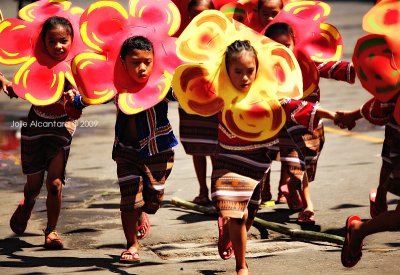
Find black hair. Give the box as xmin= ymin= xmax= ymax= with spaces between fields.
xmin=225 ymin=40 xmax=258 ymax=72
xmin=188 ymin=0 xmax=215 ymax=12
xmin=257 ymin=0 xmax=284 ymax=10
xmin=264 ymin=22 xmax=295 ymax=42
xmin=120 ymin=36 xmax=154 ymax=59
xmin=40 ymin=16 xmax=74 ymax=43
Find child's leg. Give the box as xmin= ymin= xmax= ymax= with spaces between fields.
xmin=192 ymin=155 xmax=209 ymax=203
xmin=229 ymin=213 xmax=248 ymax=274
xmin=10 ymin=172 xmax=44 ymax=235
xmin=45 ymin=150 xmax=66 ymax=229
xmin=121 ymin=208 xmax=142 ymax=252
xmin=376 ymin=161 xmax=390 ymax=209
xmin=349 ymin=203 xmax=400 ymax=254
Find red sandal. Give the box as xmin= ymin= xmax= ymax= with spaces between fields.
xmin=137 ymin=212 xmax=150 ymax=240
xmin=10 ymin=199 xmax=33 ymax=235
xmin=217 ymin=217 xmax=234 ymax=260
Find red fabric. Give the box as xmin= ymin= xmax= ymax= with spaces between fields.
xmin=361 ymin=97 xmax=394 ymax=126
xmin=317 ymin=61 xmax=355 ymax=84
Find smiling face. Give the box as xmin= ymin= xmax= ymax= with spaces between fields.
xmin=122 ymin=49 xmax=154 ymax=84
xmin=258 ymin=0 xmax=283 ymax=27
xmin=227 ymin=51 xmax=257 ymax=92
xmin=44 ymin=26 xmax=72 ymax=61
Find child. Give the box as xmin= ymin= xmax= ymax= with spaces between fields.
xmin=179 ymin=0 xmax=217 ymax=206
xmin=258 ymin=0 xmax=284 ymax=29
xmin=337 ymin=97 xmax=400 ymax=268
xmin=112 ymin=36 xmax=177 ymax=263
xmin=213 ymin=40 xmax=337 ymax=275
xmin=265 ymin=22 xmax=355 ymax=224
xmin=8 ymin=16 xmax=82 ymax=249
xmin=336 ymin=98 xmax=394 ymax=218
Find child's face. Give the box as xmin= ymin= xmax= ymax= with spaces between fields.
xmin=272 ymin=33 xmax=294 ymax=51
xmin=227 ymin=51 xmax=257 ymax=92
xmin=188 ymin=4 xmax=211 ymax=20
xmin=258 ymin=0 xmax=282 ymax=27
xmin=44 ymin=26 xmax=72 ymax=61
xmin=122 ymin=49 xmax=154 ymax=84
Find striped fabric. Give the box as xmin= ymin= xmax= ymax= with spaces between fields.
xmin=211 ymin=145 xmax=275 ymax=218
xmin=21 ymin=106 xmax=76 ymax=178
xmin=178 ymin=108 xmax=219 ymax=156
xmin=279 ymin=121 xmax=325 ymax=183
xmin=382 ymin=119 xmax=400 ymax=196
xmin=113 ymin=143 xmax=174 ymax=213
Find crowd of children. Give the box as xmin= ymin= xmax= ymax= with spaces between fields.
xmin=1 ymin=0 xmax=399 ymax=274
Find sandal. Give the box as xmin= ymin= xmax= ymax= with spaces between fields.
xmin=137 ymin=212 xmax=150 ymax=240
xmin=44 ymin=230 xmax=64 ymax=250
xmin=297 ymin=210 xmax=315 ymax=225
xmin=276 ymin=191 xmax=287 ymax=204
xmin=341 ymin=215 xmax=363 ymax=268
xmin=369 ymin=189 xmax=387 ymax=218
xmin=10 ymin=199 xmax=33 ymax=235
xmin=192 ymin=195 xmax=211 ymax=206
xmin=119 ymin=250 xmax=140 ymax=263
xmin=280 ymin=184 xmax=303 ymax=211
xmin=217 ymin=217 xmax=234 ymax=260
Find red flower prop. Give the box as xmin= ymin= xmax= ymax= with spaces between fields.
xmin=172 ymin=10 xmax=303 ymax=141
xmin=72 ymin=0 xmax=182 ymax=114
xmin=263 ymin=1 xmax=342 ymax=98
xmin=352 ymin=0 xmax=400 ymax=123
xmin=0 ymin=0 xmax=87 ymax=106
xmin=172 ymin=0 xmax=235 ymax=37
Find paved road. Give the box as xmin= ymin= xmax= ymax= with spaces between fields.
xmin=1 ymin=1 xmax=400 ymax=274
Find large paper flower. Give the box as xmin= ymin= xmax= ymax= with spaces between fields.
xmin=172 ymin=10 xmax=303 ymax=141
xmin=352 ymin=0 xmax=400 ymax=123
xmin=0 ymin=0 xmax=87 ymax=106
xmin=172 ymin=0 xmax=235 ymax=37
xmin=72 ymin=0 xmax=181 ymax=114
xmin=264 ymin=1 xmax=341 ymax=98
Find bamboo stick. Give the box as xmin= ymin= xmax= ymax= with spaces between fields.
xmin=170 ymin=197 xmax=344 ymax=245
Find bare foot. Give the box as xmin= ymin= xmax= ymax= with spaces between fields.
xmin=237 ymin=268 xmax=249 ymax=275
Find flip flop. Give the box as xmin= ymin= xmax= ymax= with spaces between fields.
xmin=341 ymin=215 xmax=363 ymax=268
xmin=10 ymin=199 xmax=33 ymax=235
xmin=137 ymin=212 xmax=150 ymax=240
xmin=119 ymin=250 xmax=140 ymax=263
xmin=280 ymin=184 xmax=303 ymax=211
xmin=44 ymin=230 xmax=64 ymax=250
xmin=297 ymin=210 xmax=315 ymax=225
xmin=217 ymin=217 xmax=234 ymax=260
xmin=192 ymin=195 xmax=211 ymax=206
xmin=369 ymin=189 xmax=387 ymax=218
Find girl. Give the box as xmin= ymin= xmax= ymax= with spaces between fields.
xmin=8 ymin=16 xmax=82 ymax=249
xmin=214 ymin=40 xmax=337 ymax=275
xmin=265 ymin=22 xmax=355 ymax=224
xmin=179 ymin=0 xmax=217 ymax=206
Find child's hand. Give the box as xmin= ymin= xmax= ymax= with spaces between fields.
xmin=64 ymin=89 xmax=78 ymax=103
xmin=334 ymin=111 xmax=357 ymax=130
xmin=1 ymin=76 xmax=18 ymax=99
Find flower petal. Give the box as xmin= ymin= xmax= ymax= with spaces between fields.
xmin=352 ymin=33 xmax=400 ymax=102
xmin=0 ymin=19 xmax=33 ymax=65
xmin=12 ymin=57 xmax=66 ymax=105
xmin=72 ymin=52 xmax=117 ymax=105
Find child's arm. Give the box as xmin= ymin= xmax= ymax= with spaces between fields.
xmin=334 ymin=108 xmax=362 ymax=130
xmin=317 ymin=61 xmax=356 ymax=84
xmin=0 ymin=73 xmax=18 ymax=99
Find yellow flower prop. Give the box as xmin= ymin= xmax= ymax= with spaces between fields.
xmin=172 ymin=10 xmax=303 ymax=141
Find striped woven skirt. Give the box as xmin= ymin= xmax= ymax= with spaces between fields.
xmin=381 ymin=120 xmax=400 ymax=196
xmin=113 ymin=142 xmax=175 ymax=213
xmin=20 ymin=107 xmax=76 ymax=178
xmin=211 ymin=145 xmax=275 ymax=218
xmin=278 ymin=121 xmax=325 ymax=183
xmin=178 ymin=108 xmax=218 ymax=156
